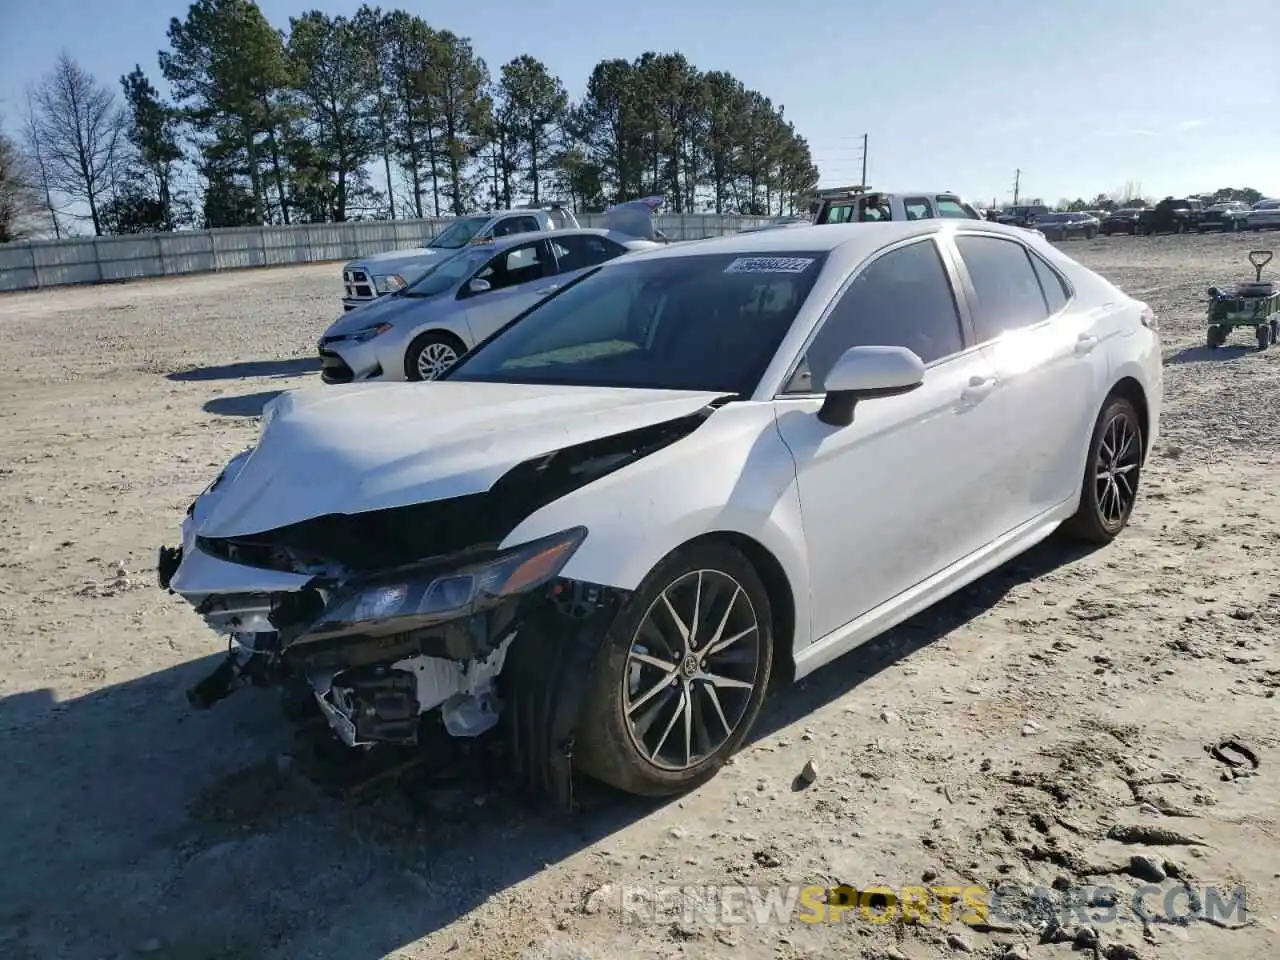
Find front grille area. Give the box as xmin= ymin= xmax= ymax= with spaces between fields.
xmin=343 ymin=268 xmax=376 ymax=302
xmin=319 ymin=349 xmax=354 ymax=384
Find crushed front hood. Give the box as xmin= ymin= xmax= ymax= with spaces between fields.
xmin=195 ymin=381 xmax=731 ymax=539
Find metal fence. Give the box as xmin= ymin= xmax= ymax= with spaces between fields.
xmin=0 ymin=212 xmax=779 ymax=293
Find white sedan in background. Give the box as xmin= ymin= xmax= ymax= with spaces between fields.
xmin=160 ymin=218 xmax=1162 ymax=804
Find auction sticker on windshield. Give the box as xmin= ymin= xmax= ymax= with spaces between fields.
xmin=724 ymin=257 xmax=815 ymax=274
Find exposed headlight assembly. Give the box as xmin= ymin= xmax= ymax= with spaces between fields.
xmin=302 ymin=527 xmax=587 ymax=641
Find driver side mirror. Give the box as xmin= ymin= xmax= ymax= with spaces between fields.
xmin=467 ymin=277 xmax=491 ymax=295
xmin=817 ymin=345 xmax=925 ymax=427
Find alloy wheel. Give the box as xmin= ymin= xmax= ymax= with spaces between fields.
xmin=622 ymin=569 xmax=761 ymax=771
xmin=416 ymin=342 xmax=459 ymax=379
xmin=1094 ymin=410 xmax=1140 ymax=529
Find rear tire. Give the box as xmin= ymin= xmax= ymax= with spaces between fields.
xmin=404 ymin=331 xmax=467 ymax=381
xmin=1061 ymin=395 xmax=1144 ymax=544
xmin=573 ymin=542 xmax=775 ymax=797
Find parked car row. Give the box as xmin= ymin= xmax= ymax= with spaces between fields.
xmin=1103 ymin=197 xmax=1279 ymax=236
xmin=990 ymin=197 xmax=1280 ymax=240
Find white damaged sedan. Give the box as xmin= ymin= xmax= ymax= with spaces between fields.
xmin=158 ymin=219 xmax=1161 ymax=804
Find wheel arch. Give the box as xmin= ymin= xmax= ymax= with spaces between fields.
xmin=1107 ymin=375 xmax=1151 ymax=463
xmin=401 ymin=326 xmax=470 ymax=379
xmin=405 ymin=324 xmax=469 ymax=352
xmin=676 ymin=530 xmax=799 ymax=688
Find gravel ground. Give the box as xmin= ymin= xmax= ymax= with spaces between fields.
xmin=1 ymin=233 xmax=1277 ymax=960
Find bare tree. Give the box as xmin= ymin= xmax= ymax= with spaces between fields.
xmin=0 ymin=119 xmax=44 ymax=242
xmin=22 ymin=91 xmax=63 ymax=237
xmin=28 ymin=52 xmax=127 ymax=235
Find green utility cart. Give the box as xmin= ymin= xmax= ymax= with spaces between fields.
xmin=1206 ymin=250 xmax=1280 ymax=350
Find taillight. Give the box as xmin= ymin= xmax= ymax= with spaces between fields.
xmin=1140 ymin=305 xmax=1159 ymax=332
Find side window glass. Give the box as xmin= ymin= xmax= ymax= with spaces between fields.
xmin=903 ymin=197 xmax=932 ymax=220
xmin=784 ymin=239 xmax=964 ymax=393
xmin=954 ymin=235 xmax=1050 ymax=342
xmin=473 ymin=242 xmax=548 ymax=292
xmin=825 ymin=204 xmax=854 ymax=224
xmin=936 ymin=198 xmax=972 ymax=219
xmin=1029 ymin=252 xmax=1070 ymax=314
xmin=859 ymin=200 xmax=891 ymax=221
xmin=553 ymin=235 xmax=626 ymax=272
xmin=492 ymin=216 xmax=539 ymax=237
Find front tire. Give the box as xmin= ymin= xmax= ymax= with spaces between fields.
xmin=404 ymin=331 xmax=466 ymax=381
xmin=1061 ymin=395 xmax=1144 ymax=544
xmin=573 ymin=542 xmax=775 ymax=796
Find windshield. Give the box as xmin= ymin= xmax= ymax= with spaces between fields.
xmin=401 ymin=246 xmax=493 ymax=297
xmin=429 ymin=216 xmax=491 ymax=249
xmin=443 ymin=250 xmax=831 ymax=395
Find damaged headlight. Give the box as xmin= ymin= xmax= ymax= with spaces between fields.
xmin=310 ymin=526 xmax=587 ymax=636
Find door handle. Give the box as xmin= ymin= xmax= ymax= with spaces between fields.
xmin=534 ymin=284 xmax=560 ymax=295
xmin=960 ymin=375 xmax=997 ymax=402
xmin=1075 ymin=333 xmax=1099 ymax=355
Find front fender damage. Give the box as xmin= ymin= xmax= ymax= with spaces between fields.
xmin=163 ymin=404 xmax=712 ymax=808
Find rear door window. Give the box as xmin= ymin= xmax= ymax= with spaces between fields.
xmin=551 ymin=234 xmax=628 ymax=272
xmin=1029 ymin=252 xmax=1070 ymax=314
xmin=954 ymin=234 xmax=1050 ymax=342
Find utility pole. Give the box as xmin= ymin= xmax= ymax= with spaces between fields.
xmin=1012 ymin=168 xmax=1021 ymax=206
xmin=860 ymin=133 xmax=868 ymax=186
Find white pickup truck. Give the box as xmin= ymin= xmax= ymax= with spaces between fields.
xmin=741 ymin=186 xmax=983 ymax=234
xmin=340 ymin=205 xmax=580 ymax=311
xmin=809 ymin=186 xmax=983 ymax=223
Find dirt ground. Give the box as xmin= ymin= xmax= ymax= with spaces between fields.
xmin=1 ymin=232 xmax=1277 ymax=960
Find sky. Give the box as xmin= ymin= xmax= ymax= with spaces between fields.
xmin=2 ymin=0 xmax=1279 ymax=208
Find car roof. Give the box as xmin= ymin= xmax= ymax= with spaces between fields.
xmin=472 ymin=227 xmax=613 ymax=251
xmin=822 ymin=189 xmax=968 ymax=200
xmin=625 ymin=219 xmax=1041 ymax=263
